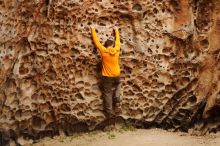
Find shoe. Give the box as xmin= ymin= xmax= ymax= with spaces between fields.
xmin=105 ymin=112 xmax=116 ymax=119
xmin=114 ymin=96 xmax=120 ymax=103
xmin=114 ymin=103 xmax=121 ymax=114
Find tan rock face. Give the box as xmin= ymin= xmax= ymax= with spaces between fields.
xmin=0 ymin=0 xmax=220 ymax=144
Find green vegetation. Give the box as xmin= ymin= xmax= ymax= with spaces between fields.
xmin=120 ymin=122 xmax=136 ymax=131
xmin=106 ymin=131 xmax=116 ymax=139
xmin=88 ymin=131 xmax=99 ymax=137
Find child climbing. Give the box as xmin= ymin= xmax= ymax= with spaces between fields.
xmin=91 ymin=26 xmax=121 ymax=118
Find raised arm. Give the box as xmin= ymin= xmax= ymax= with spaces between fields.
xmin=91 ymin=27 xmax=107 ymax=53
xmin=114 ymin=27 xmax=120 ymax=51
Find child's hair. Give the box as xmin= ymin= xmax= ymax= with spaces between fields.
xmin=104 ymin=39 xmax=114 ymax=48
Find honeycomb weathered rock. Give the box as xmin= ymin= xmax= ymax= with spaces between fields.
xmin=0 ymin=0 xmax=220 ymax=144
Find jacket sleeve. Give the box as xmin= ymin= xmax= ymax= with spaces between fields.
xmin=114 ymin=28 xmax=120 ymax=51
xmin=91 ymin=28 xmax=107 ymax=53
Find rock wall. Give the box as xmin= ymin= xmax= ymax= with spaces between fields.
xmin=0 ymin=0 xmax=220 ymax=144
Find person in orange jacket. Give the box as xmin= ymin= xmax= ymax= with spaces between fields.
xmin=91 ymin=26 xmax=121 ymax=118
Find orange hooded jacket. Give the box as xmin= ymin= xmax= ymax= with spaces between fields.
xmin=91 ymin=27 xmax=121 ymax=77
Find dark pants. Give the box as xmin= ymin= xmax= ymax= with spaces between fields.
xmin=102 ymin=76 xmax=121 ymax=118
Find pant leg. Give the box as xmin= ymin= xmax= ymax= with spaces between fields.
xmin=114 ymin=77 xmax=121 ymax=99
xmin=102 ymin=76 xmax=113 ymax=117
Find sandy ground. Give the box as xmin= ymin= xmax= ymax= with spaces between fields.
xmin=31 ymin=128 xmax=220 ymax=146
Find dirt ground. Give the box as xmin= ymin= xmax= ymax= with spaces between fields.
xmin=30 ymin=126 xmax=220 ymax=146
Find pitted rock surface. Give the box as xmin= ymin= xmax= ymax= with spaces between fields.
xmin=0 ymin=0 xmax=220 ymax=144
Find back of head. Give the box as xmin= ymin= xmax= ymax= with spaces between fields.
xmin=104 ymin=39 xmax=114 ymax=48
